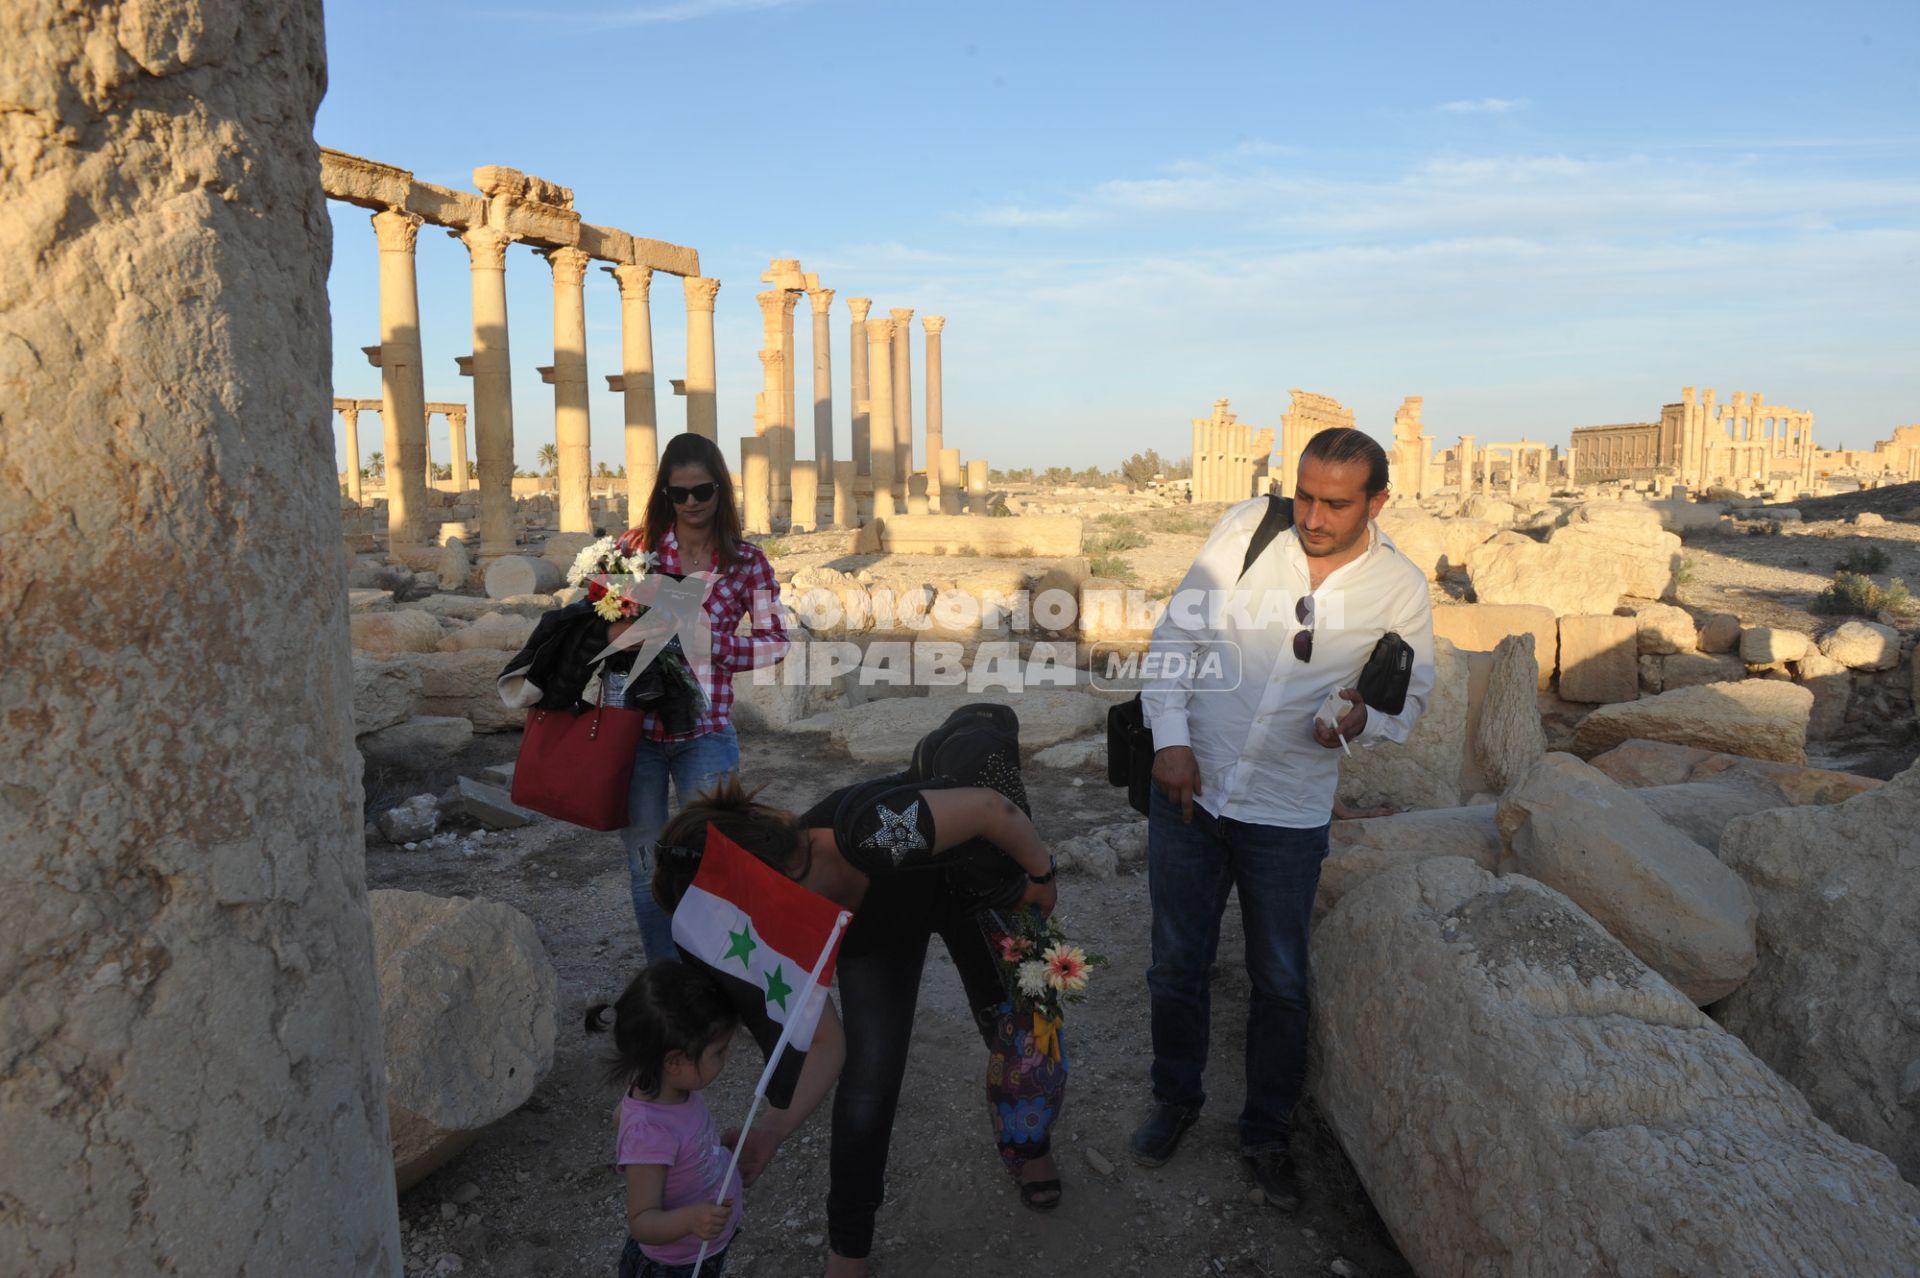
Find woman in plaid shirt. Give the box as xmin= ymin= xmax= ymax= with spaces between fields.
xmin=609 ymin=432 xmax=789 ymax=959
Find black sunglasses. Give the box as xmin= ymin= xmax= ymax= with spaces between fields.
xmin=1294 ymin=595 xmax=1313 ymax=663
xmin=665 ymin=482 xmax=718 ymax=505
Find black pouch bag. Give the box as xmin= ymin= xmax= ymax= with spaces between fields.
xmin=1105 ymin=494 xmax=1293 ymax=816
xmin=1356 ymin=631 xmax=1415 ymax=716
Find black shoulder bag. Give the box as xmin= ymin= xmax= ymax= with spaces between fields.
xmin=1105 ymin=495 xmax=1292 ymax=816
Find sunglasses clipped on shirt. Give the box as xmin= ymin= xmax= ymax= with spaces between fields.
xmin=665 ymin=482 xmax=719 ymax=505
xmin=1294 ymin=594 xmax=1314 ymax=663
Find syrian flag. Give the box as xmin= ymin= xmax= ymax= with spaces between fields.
xmin=672 ymin=828 xmax=849 ymax=1108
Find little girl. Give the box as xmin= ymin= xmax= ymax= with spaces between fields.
xmin=586 ymin=961 xmax=745 ymax=1278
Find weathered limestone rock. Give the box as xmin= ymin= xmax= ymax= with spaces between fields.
xmin=1312 ymin=859 xmax=1920 ymax=1277
xmin=437 ymin=611 xmax=538 ymax=654
xmin=353 ymin=654 xmax=424 ymax=736
xmin=1495 ymin=754 xmax=1756 ymax=1002
xmin=484 ymin=554 xmax=563 ymax=600
xmin=436 ymin=536 xmax=472 ymax=591
xmin=1636 ymin=780 xmax=1793 ymax=853
xmin=791 ymin=689 xmax=1107 ymax=764
xmin=1714 ymin=764 xmax=1920 ymax=1180
xmin=359 ymin=716 xmax=474 ymax=769
xmin=1032 ymin=737 xmax=1106 ymax=771
xmin=0 ymin=9 xmax=399 ymax=1268
xmin=1587 ymin=737 xmax=1882 ymax=806
xmin=1818 ymin=619 xmax=1900 ymax=671
xmin=1571 ymin=681 xmax=1813 ymax=764
xmin=1459 ymin=494 xmax=1518 ymax=526
xmin=1430 ymin=602 xmax=1557 ymax=688
xmin=1557 ymin=614 xmax=1640 ymax=704
xmin=371 ymin=891 xmax=558 ymax=1191
xmin=1054 ymin=821 xmax=1147 ymax=878
xmin=1338 ymin=637 xmax=1469 ymax=811
xmin=349 ymin=588 xmax=395 ymax=613
xmin=1696 ymin=612 xmax=1742 ymax=654
xmin=1740 ymin=626 xmax=1810 ymax=665
xmin=350 ymin=608 xmax=445 ymax=655
xmin=1658 ymin=651 xmax=1747 ymax=690
xmin=1319 ymin=806 xmax=1504 ymax=921
xmin=1623 ymin=600 xmax=1697 ymax=655
xmin=856 ymin=514 xmax=1083 ymax=557
xmin=1792 ymin=649 xmax=1852 ymax=740
xmin=377 ymin=795 xmax=440 ymax=845
xmin=1374 ymin=510 xmax=1496 ymax=581
xmin=1474 ymin=633 xmax=1545 ymax=792
xmin=729 ymin=652 xmax=850 ymax=731
xmin=349 ymin=559 xmax=414 ymax=592
xmin=399 ymin=650 xmax=526 ymax=733
xmin=1030 ymin=557 xmax=1090 ymax=637
xmin=451 ymin=777 xmax=534 ymax=830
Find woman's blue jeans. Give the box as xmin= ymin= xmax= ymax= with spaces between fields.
xmin=619 ymin=724 xmax=739 ymax=961
xmin=1143 ymin=787 xmax=1329 ymax=1151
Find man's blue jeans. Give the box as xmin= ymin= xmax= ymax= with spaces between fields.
xmin=1144 ymin=787 xmax=1329 ymax=1151
xmin=619 ymin=725 xmax=739 ymax=961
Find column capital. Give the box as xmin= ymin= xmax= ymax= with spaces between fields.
xmin=607 ymin=262 xmax=654 ymax=301
xmin=371 ymin=208 xmax=423 ymax=254
xmin=864 ymin=318 xmax=895 ymax=343
xmin=543 ymin=246 xmax=592 ymax=287
xmin=807 ymin=286 xmax=836 ymax=314
xmin=921 ymin=315 xmax=945 ymax=335
xmin=756 ymin=289 xmax=784 ymax=314
xmin=683 ymin=276 xmax=722 ymax=311
xmin=455 ymin=224 xmax=513 ymax=269
xmin=889 ymin=306 xmax=914 ymax=323
xmin=338 ymin=404 xmax=359 ymax=421
xmin=449 ymin=408 xmax=467 ymax=426
xmin=779 ymin=290 xmax=800 ymax=317
xmin=847 ymin=296 xmax=872 ymax=322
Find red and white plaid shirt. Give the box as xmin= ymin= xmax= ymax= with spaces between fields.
xmin=617 ymin=527 xmax=788 ymax=741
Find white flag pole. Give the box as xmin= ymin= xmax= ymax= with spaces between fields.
xmin=692 ymin=909 xmax=851 ymax=1278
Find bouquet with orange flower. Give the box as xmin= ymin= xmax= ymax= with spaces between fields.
xmin=565 ymin=534 xmax=705 ymax=730
xmin=995 ymin=911 xmax=1103 ymax=1063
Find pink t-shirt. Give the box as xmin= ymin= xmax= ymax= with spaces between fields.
xmin=617 ymin=1091 xmax=744 ymax=1265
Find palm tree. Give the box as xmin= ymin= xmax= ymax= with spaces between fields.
xmin=537 ymin=442 xmax=558 ymax=476
xmin=366 ymin=451 xmax=385 ymax=479
xmin=595 ymin=461 xmax=613 ymax=479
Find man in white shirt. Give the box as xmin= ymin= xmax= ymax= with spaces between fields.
xmin=1129 ymin=427 xmax=1435 ymax=1211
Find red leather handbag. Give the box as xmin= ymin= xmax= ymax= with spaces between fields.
xmin=510 ymin=687 xmax=648 ymax=831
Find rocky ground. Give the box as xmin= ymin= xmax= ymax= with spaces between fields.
xmin=367 ymin=730 xmax=1411 ymax=1278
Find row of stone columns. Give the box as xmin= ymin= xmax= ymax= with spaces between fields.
xmin=1190 ymin=400 xmax=1271 ymax=502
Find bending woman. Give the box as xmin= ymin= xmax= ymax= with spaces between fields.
xmin=653 ymin=704 xmax=1065 ymax=1277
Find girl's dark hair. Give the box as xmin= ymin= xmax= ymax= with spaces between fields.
xmin=641 ymin=433 xmax=745 ymax=569
xmin=583 ymin=960 xmax=740 ymax=1093
xmin=651 ymin=774 xmax=807 ymax=915
xmin=1301 ymin=426 xmax=1390 ymax=496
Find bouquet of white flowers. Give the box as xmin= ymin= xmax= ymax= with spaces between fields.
xmin=567 ymin=534 xmax=705 ymax=730
xmin=566 ymin=535 xmax=660 ymax=621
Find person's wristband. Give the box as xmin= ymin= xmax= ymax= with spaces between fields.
xmin=1027 ymin=857 xmax=1057 ymax=885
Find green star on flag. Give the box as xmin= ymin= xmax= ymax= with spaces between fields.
xmin=763 ymin=965 xmax=793 ymax=1012
xmin=723 ymin=924 xmax=758 ymax=970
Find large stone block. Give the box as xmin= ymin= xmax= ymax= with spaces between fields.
xmin=790 ymin=688 xmax=1107 ymax=764
xmin=372 ymin=890 xmax=558 ymax=1191
xmin=398 ymin=649 xmax=525 ymax=733
xmin=1740 ymin=626 xmax=1810 ymax=665
xmin=1312 ymin=859 xmax=1920 ymax=1277
xmin=1374 ymin=510 xmax=1496 ymax=581
xmin=1430 ymin=602 xmax=1557 ymax=688
xmin=1474 ymin=632 xmax=1545 ymax=792
xmin=1587 ymin=737 xmax=1883 ymax=806
xmin=1818 ymin=619 xmax=1901 ymax=671
xmin=1338 ymin=637 xmax=1469 ymax=811
xmin=1495 ymin=754 xmax=1756 ymax=1002
xmin=1623 ymin=600 xmax=1697 ymax=655
xmin=855 ymin=514 xmax=1083 ymax=557
xmin=437 ymin=611 xmax=539 ymax=654
xmin=1792 ymin=649 xmax=1852 ymax=740
xmin=1697 ymin=612 xmax=1742 ymax=653
xmin=1319 ymin=805 xmax=1504 ymax=922
xmin=484 ymin=554 xmax=563 ymax=600
xmin=1571 ymin=681 xmax=1813 ymax=764
xmin=353 ymin=654 xmax=423 ymax=735
xmin=1659 ymin=651 xmax=1747 ymax=690
xmin=1557 ymin=614 xmax=1639 ymax=704
xmin=1714 ymin=764 xmax=1920 ymax=1180
xmin=358 ymin=715 xmax=474 ymax=768
xmin=349 ymin=608 xmax=445 ymax=656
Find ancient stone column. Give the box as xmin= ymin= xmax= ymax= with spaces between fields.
xmin=373 ymin=208 xmax=430 ymax=550
xmin=890 ymin=307 xmax=914 ymax=497
xmin=966 ymin=459 xmax=990 ymax=512
xmin=609 ymin=264 xmax=658 ymax=502
xmin=831 ymin=460 xmax=855 ymax=529
xmin=939 ymin=448 xmax=964 ymax=515
xmin=1191 ymin=419 xmax=1208 ymax=501
xmin=1457 ymin=435 xmax=1475 ymax=491
xmin=1566 ymin=445 xmax=1578 ymax=487
xmin=448 ymin=407 xmax=470 ymax=494
xmin=848 ymin=297 xmax=872 ymax=477
xmin=780 ymin=291 xmax=799 ymax=510
xmin=457 ymin=226 xmax=517 ymax=556
xmin=740 ymin=436 xmax=771 ymax=535
xmin=683 ymin=277 xmax=721 ymax=441
xmin=866 ymin=319 xmax=897 ymax=520
xmin=791 ymin=461 xmax=819 ymax=534
xmin=922 ymin=316 xmax=945 ymax=506
xmin=757 ymin=346 xmax=786 ymax=514
xmin=341 ymin=404 xmax=363 ymax=503
xmin=808 ymin=288 xmax=835 ymax=490
xmin=544 ymin=247 xmax=593 ymax=534
xmin=0 ymin=10 xmax=401 ymax=1268
xmin=422 ymin=409 xmax=436 ymax=492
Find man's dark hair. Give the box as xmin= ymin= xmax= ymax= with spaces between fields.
xmin=1300 ymin=427 xmax=1389 ymax=495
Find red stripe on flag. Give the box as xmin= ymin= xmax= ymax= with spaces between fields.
xmin=690 ymin=827 xmax=846 ymax=985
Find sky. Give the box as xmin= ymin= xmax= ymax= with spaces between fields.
xmin=319 ymin=0 xmax=1920 ymax=477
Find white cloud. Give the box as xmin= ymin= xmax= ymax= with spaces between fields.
xmin=1438 ymin=97 xmax=1528 ymax=114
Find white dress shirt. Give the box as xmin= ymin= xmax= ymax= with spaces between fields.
xmin=1142 ymin=497 xmax=1436 ymax=828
